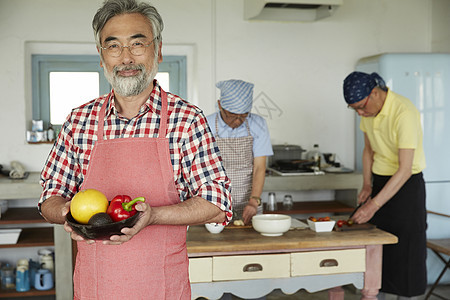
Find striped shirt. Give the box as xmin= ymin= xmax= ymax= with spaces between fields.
xmin=39 ymin=81 xmax=232 ymax=223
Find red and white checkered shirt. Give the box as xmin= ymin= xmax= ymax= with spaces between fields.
xmin=39 ymin=81 xmax=232 ymax=223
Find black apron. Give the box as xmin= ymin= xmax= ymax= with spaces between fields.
xmin=370 ymin=172 xmax=427 ymax=297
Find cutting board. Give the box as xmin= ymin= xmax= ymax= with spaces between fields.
xmin=225 ymin=223 xmax=253 ymax=229
xmin=225 ymin=218 xmax=309 ymax=230
xmin=335 ymin=223 xmax=376 ymax=231
xmin=290 ymin=218 xmax=309 ymax=230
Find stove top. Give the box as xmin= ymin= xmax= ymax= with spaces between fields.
xmin=267 ymin=167 xmax=324 ymax=176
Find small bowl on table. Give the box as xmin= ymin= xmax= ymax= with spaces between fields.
xmin=252 ymin=214 xmax=292 ymax=236
xmin=205 ymin=223 xmax=225 ymax=234
xmin=307 ymin=219 xmax=336 ymax=232
xmin=66 ymin=211 xmax=141 ymax=240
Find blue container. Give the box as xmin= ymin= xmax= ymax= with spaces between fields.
xmin=16 ymin=266 xmax=30 ymax=292
xmin=34 ymin=269 xmax=53 ymax=291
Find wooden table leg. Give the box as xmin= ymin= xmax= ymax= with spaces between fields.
xmin=361 ymin=244 xmax=382 ymax=300
xmin=328 ymin=286 xmax=345 ymax=300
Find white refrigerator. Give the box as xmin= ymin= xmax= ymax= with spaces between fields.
xmin=355 ymin=53 xmax=450 ymax=284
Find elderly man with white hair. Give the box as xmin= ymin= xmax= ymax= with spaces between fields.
xmin=207 ymin=79 xmax=273 ymax=225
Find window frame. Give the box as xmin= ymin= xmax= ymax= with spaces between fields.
xmin=31 ymin=54 xmax=109 ymax=129
xmin=31 ymin=54 xmax=187 ymax=129
xmin=158 ymin=55 xmax=187 ymax=98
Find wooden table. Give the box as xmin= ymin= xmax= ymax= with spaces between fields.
xmin=187 ymin=225 xmax=397 ymax=300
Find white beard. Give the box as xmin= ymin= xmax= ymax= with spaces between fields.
xmin=103 ymin=59 xmax=159 ymax=97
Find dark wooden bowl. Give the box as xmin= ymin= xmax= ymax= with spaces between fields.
xmin=66 ymin=211 xmax=140 ymax=240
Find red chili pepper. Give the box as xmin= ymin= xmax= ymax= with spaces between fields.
xmin=106 ymin=195 xmax=145 ymax=222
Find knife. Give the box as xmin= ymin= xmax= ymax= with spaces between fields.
xmin=349 ymin=198 xmax=369 ymax=219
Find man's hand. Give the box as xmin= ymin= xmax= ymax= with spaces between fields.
xmin=41 ymin=196 xmax=70 ymax=224
xmin=62 ymin=201 xmax=98 ymax=244
xmin=351 ymin=200 xmax=378 ymax=224
xmin=64 ymin=221 xmax=96 ymax=244
xmin=103 ymin=202 xmax=152 ymax=245
xmin=242 ymin=203 xmax=257 ymax=225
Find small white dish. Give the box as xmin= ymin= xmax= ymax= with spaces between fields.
xmin=0 ymin=229 xmax=22 ymax=245
xmin=205 ymin=223 xmax=225 ymax=234
xmin=307 ymin=219 xmax=335 ymax=232
xmin=252 ymin=214 xmax=291 ymax=236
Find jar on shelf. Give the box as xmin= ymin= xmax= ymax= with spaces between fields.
xmin=1 ymin=263 xmax=15 ymax=290
xmin=47 ymin=124 xmax=55 ymax=141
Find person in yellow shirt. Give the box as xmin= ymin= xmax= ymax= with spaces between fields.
xmin=343 ymin=72 xmax=426 ymax=300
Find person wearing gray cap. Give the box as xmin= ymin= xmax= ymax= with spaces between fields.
xmin=206 ymin=79 xmax=273 ymax=226
xmin=343 ymin=71 xmax=427 ymax=300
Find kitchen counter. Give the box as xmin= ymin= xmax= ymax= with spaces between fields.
xmin=0 ymin=172 xmax=42 ymax=200
xmin=187 ymin=224 xmax=396 ymax=256
xmin=263 ymin=172 xmax=362 ymax=192
xmin=187 ymin=225 xmax=397 ymax=300
xmin=263 ymin=172 xmax=363 ymax=211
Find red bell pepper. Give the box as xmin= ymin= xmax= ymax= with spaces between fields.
xmin=107 ymin=195 xmax=145 ymax=222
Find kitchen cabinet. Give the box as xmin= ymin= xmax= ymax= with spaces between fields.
xmin=0 ymin=173 xmax=73 ymax=300
xmin=0 ymin=208 xmax=53 ymax=248
xmin=0 ymin=208 xmax=55 ymax=298
xmin=212 ymin=253 xmax=291 ymax=281
xmin=290 ymin=249 xmax=365 ymax=276
xmin=187 ymin=225 xmax=398 ymax=300
xmin=263 ymin=172 xmax=363 ymax=214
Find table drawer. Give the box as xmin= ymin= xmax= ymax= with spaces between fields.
xmin=291 ymin=249 xmax=365 ymax=276
xmin=213 ymin=254 xmax=290 ymax=281
xmin=189 ymin=257 xmax=212 ymax=283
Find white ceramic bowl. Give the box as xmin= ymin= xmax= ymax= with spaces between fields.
xmin=252 ymin=214 xmax=291 ymax=236
xmin=205 ymin=223 xmax=225 ymax=234
xmin=307 ymin=219 xmax=336 ymax=232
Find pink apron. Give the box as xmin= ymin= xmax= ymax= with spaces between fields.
xmin=73 ymin=89 xmax=190 ymax=300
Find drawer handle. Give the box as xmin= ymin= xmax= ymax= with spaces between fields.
xmin=243 ymin=263 xmax=263 ymax=272
xmin=320 ymin=259 xmax=338 ymax=267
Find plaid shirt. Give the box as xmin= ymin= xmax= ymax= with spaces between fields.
xmin=39 ymin=81 xmax=232 ymax=223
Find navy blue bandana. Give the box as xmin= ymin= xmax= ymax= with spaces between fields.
xmin=343 ymin=72 xmax=386 ymax=104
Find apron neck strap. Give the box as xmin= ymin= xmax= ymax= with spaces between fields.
xmin=159 ymin=88 xmax=168 ymax=138
xmin=97 ymin=87 xmax=169 ymax=140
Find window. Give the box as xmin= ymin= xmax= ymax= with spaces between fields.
xmin=32 ymin=55 xmax=109 ymax=129
xmin=32 ymin=54 xmax=187 ymax=129
xmin=157 ymin=56 xmax=187 ymax=98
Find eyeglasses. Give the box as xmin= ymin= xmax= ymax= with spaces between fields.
xmin=220 ymin=109 xmax=249 ymax=121
xmin=100 ymin=37 xmax=158 ymax=57
xmin=348 ymin=90 xmax=372 ymax=112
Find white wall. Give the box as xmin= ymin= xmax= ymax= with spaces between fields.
xmin=0 ymin=0 xmax=447 ymax=173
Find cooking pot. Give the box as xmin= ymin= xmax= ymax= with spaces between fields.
xmin=269 ymin=144 xmax=306 ymax=167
